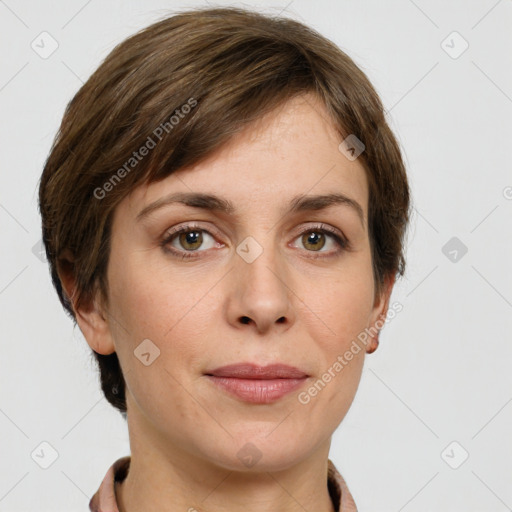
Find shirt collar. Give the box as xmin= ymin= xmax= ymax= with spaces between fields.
xmin=89 ymin=456 xmax=358 ymax=511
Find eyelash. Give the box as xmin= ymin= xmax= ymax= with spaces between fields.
xmin=160 ymin=222 xmax=350 ymax=260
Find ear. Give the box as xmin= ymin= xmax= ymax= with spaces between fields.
xmin=367 ymin=273 xmax=396 ymax=350
xmin=58 ymin=251 xmax=116 ymax=355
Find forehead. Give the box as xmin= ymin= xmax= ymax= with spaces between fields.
xmin=119 ymin=92 xmax=369 ymax=225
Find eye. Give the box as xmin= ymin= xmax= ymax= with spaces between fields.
xmin=160 ymin=224 xmax=220 ymax=259
xmin=291 ymin=224 xmax=349 ymax=257
xmin=160 ymin=222 xmax=349 ymax=261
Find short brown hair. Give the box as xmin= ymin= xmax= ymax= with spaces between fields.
xmin=38 ymin=6 xmax=411 ymax=415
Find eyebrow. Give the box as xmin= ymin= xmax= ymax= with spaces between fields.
xmin=136 ymin=191 xmax=365 ymax=227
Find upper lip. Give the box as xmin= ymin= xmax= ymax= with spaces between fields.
xmin=206 ymin=363 xmax=308 ymax=379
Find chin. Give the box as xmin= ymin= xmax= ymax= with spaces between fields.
xmin=198 ymin=431 xmax=313 ymax=473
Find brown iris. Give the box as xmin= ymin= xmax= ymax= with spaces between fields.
xmin=302 ymin=231 xmax=326 ymax=251
xmin=179 ymin=230 xmax=203 ymax=251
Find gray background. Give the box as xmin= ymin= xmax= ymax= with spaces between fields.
xmin=1 ymin=0 xmax=511 ymax=510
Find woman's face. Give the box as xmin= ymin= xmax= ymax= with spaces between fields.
xmin=88 ymin=92 xmax=393 ymax=471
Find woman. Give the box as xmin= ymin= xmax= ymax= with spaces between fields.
xmin=38 ymin=6 xmax=411 ymax=511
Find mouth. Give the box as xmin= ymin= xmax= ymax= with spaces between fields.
xmin=204 ymin=363 xmax=309 ymax=404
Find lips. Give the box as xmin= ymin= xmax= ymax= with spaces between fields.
xmin=205 ymin=363 xmax=309 ymax=404
xmin=206 ymin=363 xmax=308 ymax=379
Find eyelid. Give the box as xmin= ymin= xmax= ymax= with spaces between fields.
xmin=294 ymin=222 xmax=344 ymax=239
xmin=162 ymin=221 xmax=221 ymax=241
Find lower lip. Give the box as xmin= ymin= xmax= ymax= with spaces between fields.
xmin=206 ymin=376 xmax=307 ymax=404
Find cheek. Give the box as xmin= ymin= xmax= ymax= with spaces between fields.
xmin=106 ymin=257 xmax=210 ymax=421
xmin=302 ymin=256 xmax=375 ymax=351
xmin=106 ymin=254 xmax=218 ymax=383
xmin=108 ymin=252 xmax=198 ymax=338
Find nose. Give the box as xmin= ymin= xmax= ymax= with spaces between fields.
xmin=225 ymin=238 xmax=296 ymax=335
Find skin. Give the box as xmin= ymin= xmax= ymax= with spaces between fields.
xmin=63 ymin=92 xmax=394 ymax=512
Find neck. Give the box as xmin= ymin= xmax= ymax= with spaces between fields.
xmin=116 ymin=408 xmax=336 ymax=512
xmin=117 ymin=457 xmax=336 ymax=512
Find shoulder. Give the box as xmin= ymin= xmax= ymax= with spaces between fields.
xmin=327 ymin=458 xmax=358 ymax=512
xmin=89 ymin=456 xmax=131 ymax=512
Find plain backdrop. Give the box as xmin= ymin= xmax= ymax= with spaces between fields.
xmin=1 ymin=0 xmax=511 ymax=510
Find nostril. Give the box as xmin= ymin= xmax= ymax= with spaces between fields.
xmin=240 ymin=316 xmax=251 ymax=324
